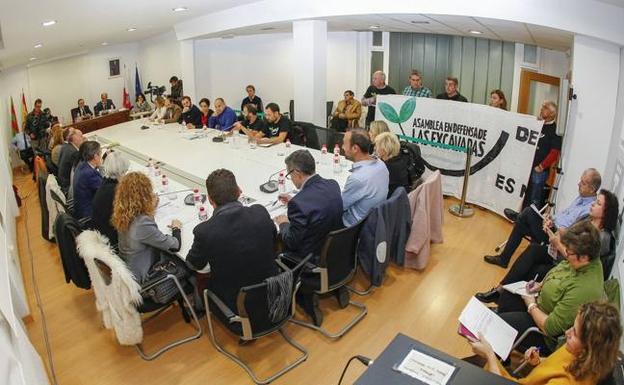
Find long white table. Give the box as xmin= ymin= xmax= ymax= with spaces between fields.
xmin=89 ymin=119 xmax=352 ymax=260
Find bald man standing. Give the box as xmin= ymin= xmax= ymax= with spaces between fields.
xmin=361 ymin=71 xmax=396 ymax=127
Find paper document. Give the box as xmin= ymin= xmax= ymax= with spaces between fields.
xmin=395 ymin=349 xmax=455 ymax=385
xmin=502 ymin=281 xmax=537 ymax=297
xmin=458 ymin=297 xmax=518 ymax=360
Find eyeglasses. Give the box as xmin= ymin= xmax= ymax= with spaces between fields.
xmin=285 ymin=169 xmax=296 ymax=180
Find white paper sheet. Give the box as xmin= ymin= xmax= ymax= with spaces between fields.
xmin=458 ymin=297 xmax=518 ymax=360
xmin=502 ymin=281 xmax=538 ymax=297
xmin=395 ymin=349 xmax=455 ymax=385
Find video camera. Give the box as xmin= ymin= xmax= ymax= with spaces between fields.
xmin=144 ymin=82 xmax=166 ymax=102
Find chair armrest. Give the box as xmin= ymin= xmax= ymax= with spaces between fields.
xmin=278 ymin=253 xmax=316 ymax=272
xmin=204 ymin=289 xmax=236 ymax=321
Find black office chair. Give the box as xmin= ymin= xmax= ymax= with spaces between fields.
xmin=287 ymin=220 xmax=367 ymax=339
xmin=289 ymin=99 xmax=295 ymax=121
xmin=203 ymin=255 xmax=311 ymax=385
xmin=292 ymin=121 xmax=321 ymax=150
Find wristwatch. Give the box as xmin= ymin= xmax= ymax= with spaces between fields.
xmin=527 ymin=303 xmax=538 ymax=313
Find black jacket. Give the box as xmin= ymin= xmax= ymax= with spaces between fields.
xmin=279 ymin=174 xmax=343 ymax=262
xmin=384 ymin=155 xmax=411 ymax=198
xmin=92 ymin=178 xmax=118 ymax=247
xmin=57 ymin=143 xmax=78 ymax=193
xmin=180 ymin=104 xmax=202 ymax=127
xmin=186 ymin=201 xmax=278 ymax=311
xmin=71 ymin=106 xmax=93 ymax=121
xmin=54 ymin=213 xmax=91 ymax=289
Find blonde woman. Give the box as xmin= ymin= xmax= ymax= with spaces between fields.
xmin=469 ymin=301 xmax=622 ymax=384
xmin=48 ymin=124 xmax=65 ymax=166
xmin=112 ymin=172 xmax=181 ymax=283
xmin=368 ymin=120 xmax=390 ymax=143
xmin=148 ymin=96 xmax=167 ymax=122
xmin=375 ymin=132 xmax=410 ymax=197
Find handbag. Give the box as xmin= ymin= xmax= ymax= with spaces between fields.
xmin=143 ymin=255 xmax=189 ymax=304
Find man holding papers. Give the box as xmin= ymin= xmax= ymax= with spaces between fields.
xmin=484 ymin=169 xmax=601 ymax=268
xmin=494 ymin=221 xmax=604 ymax=354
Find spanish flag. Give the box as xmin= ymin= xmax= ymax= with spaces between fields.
xmin=10 ymin=97 xmax=19 ymax=134
xmin=20 ymin=91 xmax=28 ymax=130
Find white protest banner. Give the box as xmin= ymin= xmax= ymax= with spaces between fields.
xmin=375 ymin=95 xmax=543 ymax=216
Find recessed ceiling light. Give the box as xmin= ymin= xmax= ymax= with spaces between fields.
xmin=369 ymin=25 xmax=381 ymax=30
xmin=34 ymin=43 xmax=43 ymax=49
xmin=29 ymin=57 xmax=37 ymax=61
xmin=172 ymin=7 xmax=188 ymax=12
xmin=42 ymin=20 xmax=56 ymax=27
xmin=127 ymin=27 xmax=137 ymax=32
xmin=469 ymin=30 xmax=482 ymax=35
xmin=101 ymin=42 xmax=109 ymax=46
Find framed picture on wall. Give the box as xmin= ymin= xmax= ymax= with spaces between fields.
xmin=108 ymin=58 xmax=121 ymax=78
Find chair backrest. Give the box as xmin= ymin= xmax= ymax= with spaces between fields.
xmin=289 ymin=99 xmax=295 ymax=121
xmin=293 ymin=121 xmax=321 ymax=150
xmin=319 ymin=220 xmax=366 ymax=290
xmin=50 ymin=189 xmax=69 ymax=213
xmin=601 ymin=233 xmax=616 ymax=280
xmin=236 ymin=255 xmax=310 ymax=338
xmin=326 ymin=101 xmax=334 ymax=120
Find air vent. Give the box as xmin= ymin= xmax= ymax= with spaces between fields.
xmin=260 ymin=26 xmax=276 ymax=31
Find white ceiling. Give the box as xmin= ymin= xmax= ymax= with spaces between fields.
xmin=203 ymin=14 xmax=574 ymax=52
xmin=0 ymin=0 xmax=258 ymax=70
xmin=0 ymin=1 xmax=577 ymax=70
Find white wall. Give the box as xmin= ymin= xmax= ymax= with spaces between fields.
xmin=557 ymin=35 xmax=621 ymax=209
xmin=194 ymin=31 xmax=359 ymax=115
xmin=138 ymin=31 xmax=182 ymax=96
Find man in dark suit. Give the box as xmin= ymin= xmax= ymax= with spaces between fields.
xmin=57 ymin=128 xmax=84 ymax=194
xmin=186 ymin=169 xmax=278 ymax=315
xmin=72 ymin=141 xmax=103 ymax=219
xmin=71 ymin=99 xmax=93 ymax=122
xmin=274 ymin=149 xmax=344 ymax=325
xmin=93 ymin=93 xmax=116 ymax=116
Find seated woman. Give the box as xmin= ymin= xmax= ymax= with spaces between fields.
xmin=374 ymin=132 xmax=410 ymax=197
xmin=131 ymin=93 xmax=152 ymax=115
xmin=91 ymin=151 xmax=129 ymax=248
xmin=148 ymin=96 xmax=167 ymax=122
xmin=368 ymin=120 xmax=390 ymax=143
xmin=112 ymin=172 xmax=182 ymax=284
xmin=198 ymin=98 xmax=214 ymax=128
xmin=477 ymin=189 xmax=617 ymax=303
xmin=494 ymin=220 xmax=605 ymax=354
xmin=48 ymin=124 xmax=64 ymax=167
xmin=468 ymin=301 xmax=621 ymax=385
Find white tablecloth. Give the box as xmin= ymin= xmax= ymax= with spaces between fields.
xmin=90 ymin=120 xmax=352 ymax=260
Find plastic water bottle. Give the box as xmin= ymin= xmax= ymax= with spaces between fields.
xmin=153 ymin=165 xmax=161 ymax=182
xmin=285 ymin=139 xmax=291 ymax=148
xmin=193 ymin=188 xmax=201 ymax=207
xmin=333 ymin=153 xmax=341 ymax=174
xmin=160 ymin=175 xmax=169 ymax=194
xmin=198 ymin=205 xmax=209 ymax=221
xmin=147 ymin=158 xmax=154 ymax=176
xmin=321 ymin=144 xmax=328 ymax=165
xmin=333 ymin=144 xmax=340 ymax=156
xmin=278 ymin=172 xmax=286 ymax=193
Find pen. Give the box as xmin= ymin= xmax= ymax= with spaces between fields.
xmin=526 ymin=274 xmax=539 ymax=291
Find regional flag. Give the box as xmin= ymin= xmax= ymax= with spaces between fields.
xmin=10 ymin=97 xmax=19 ymax=133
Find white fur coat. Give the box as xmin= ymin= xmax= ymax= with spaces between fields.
xmin=76 ymin=230 xmax=144 ymax=345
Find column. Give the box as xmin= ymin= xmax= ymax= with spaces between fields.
xmin=179 ymin=39 xmax=197 ymax=102
xmin=293 ymin=20 xmax=327 ymax=127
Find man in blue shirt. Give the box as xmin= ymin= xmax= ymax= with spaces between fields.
xmin=341 ymin=129 xmax=389 ymax=226
xmin=208 ymin=98 xmax=237 ymax=131
xmin=484 ymin=168 xmax=601 ymax=268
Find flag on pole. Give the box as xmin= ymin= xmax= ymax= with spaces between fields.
xmin=20 ymin=91 xmax=28 ymax=130
xmin=135 ymin=63 xmax=143 ymax=96
xmin=122 ymin=65 xmax=132 ymax=109
xmin=10 ymin=97 xmax=19 ymax=134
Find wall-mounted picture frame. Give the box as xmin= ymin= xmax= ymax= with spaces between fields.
xmin=108 ymin=58 xmax=120 ymax=78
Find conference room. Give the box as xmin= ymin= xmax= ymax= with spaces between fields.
xmin=2 ymin=1 xmax=624 ymax=384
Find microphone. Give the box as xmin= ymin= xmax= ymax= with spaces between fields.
xmin=260 ymin=169 xmax=285 ymax=193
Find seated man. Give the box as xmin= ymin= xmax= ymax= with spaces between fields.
xmin=180 ymin=96 xmax=202 ymax=128
xmin=274 ymin=150 xmax=344 ymax=325
xmin=93 ymin=93 xmax=116 ymax=116
xmin=258 ymin=103 xmax=290 ymax=145
xmin=71 ymin=99 xmax=93 ymax=122
xmin=484 ymin=168 xmax=601 ymax=268
xmin=241 ymin=84 xmax=263 ymax=111
xmin=275 ymin=149 xmax=343 ymax=261
xmin=208 ymin=98 xmax=237 ymax=131
xmin=233 ymin=104 xmax=266 ymax=138
xmin=57 ymin=128 xmax=84 ymax=194
xmin=162 ymin=96 xmax=182 ymax=124
xmin=341 ymin=129 xmax=389 ymax=226
xmin=72 ymin=141 xmax=103 ymax=219
xmin=331 ymin=90 xmax=362 ymax=131
xmin=186 ymin=169 xmax=278 ymax=314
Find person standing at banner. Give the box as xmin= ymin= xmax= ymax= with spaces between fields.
xmin=521 ymin=101 xmax=562 ymax=210
xmin=436 ymin=77 xmax=468 ymax=102
xmin=402 ymin=70 xmax=432 ymax=98
xmin=489 ymin=89 xmax=508 ymax=110
xmin=24 ymin=98 xmax=52 ymax=152
xmin=362 ymin=71 xmax=396 ymax=127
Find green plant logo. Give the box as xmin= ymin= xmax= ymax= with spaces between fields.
xmin=377 ymin=97 xmax=416 ymax=135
